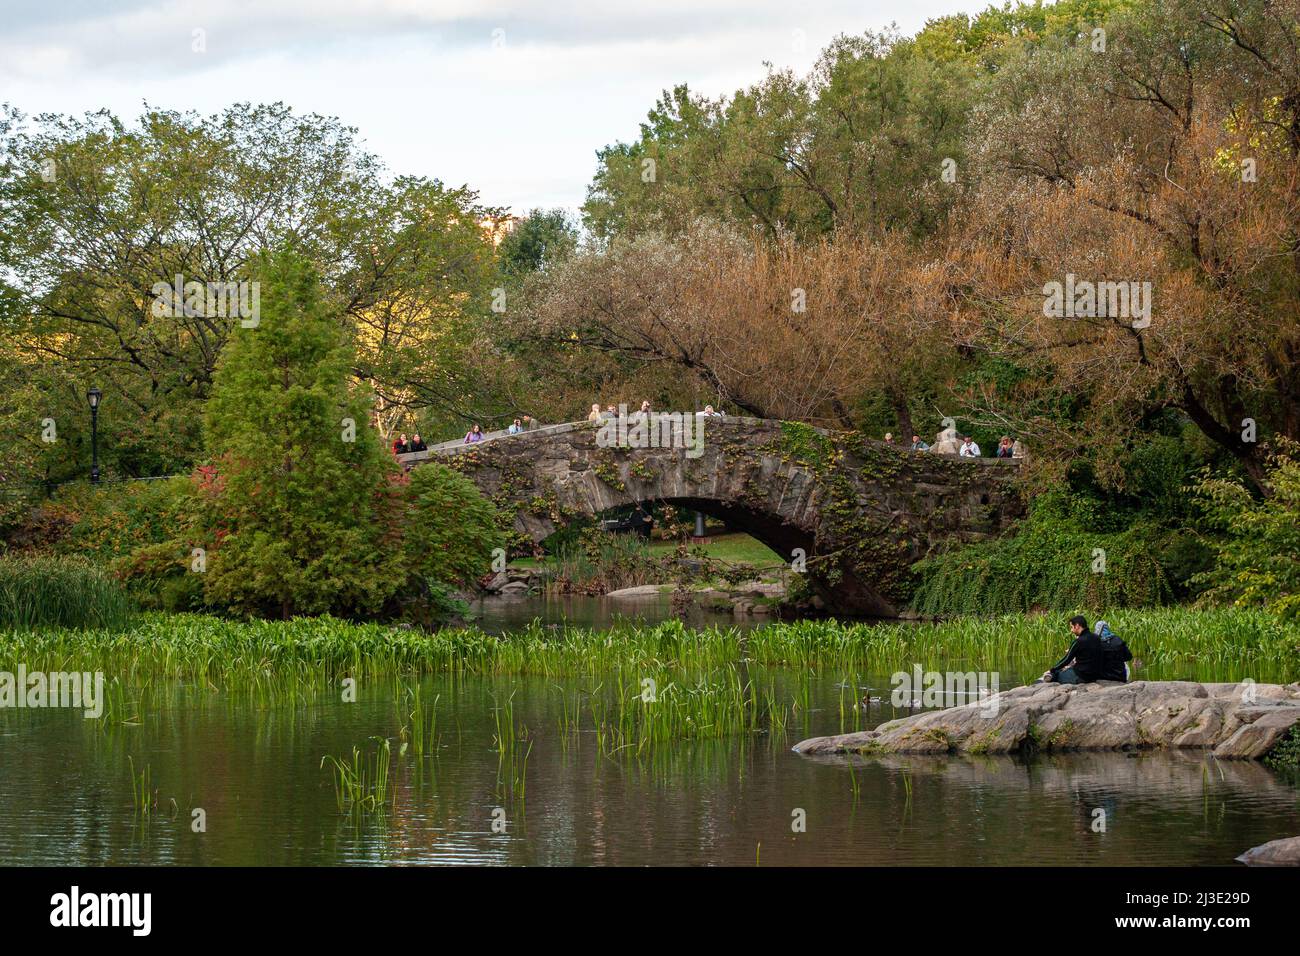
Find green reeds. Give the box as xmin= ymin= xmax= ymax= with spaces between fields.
xmin=394 ymin=681 xmax=440 ymax=758
xmin=0 ymin=554 xmax=133 ymax=630
xmin=321 ymin=738 xmax=392 ymax=814
xmin=1 ymin=608 xmax=1293 ymax=705
xmin=128 ymin=756 xmax=154 ymax=816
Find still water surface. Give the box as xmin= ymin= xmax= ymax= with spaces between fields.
xmin=1 ymin=597 xmax=1296 ymax=866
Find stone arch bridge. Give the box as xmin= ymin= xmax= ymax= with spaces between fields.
xmin=399 ymin=417 xmax=1023 ymax=617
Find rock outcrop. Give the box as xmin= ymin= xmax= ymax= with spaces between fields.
xmin=792 ymin=680 xmax=1300 ymax=759
xmin=1237 ymin=836 xmax=1300 ymax=866
xmin=481 ymin=567 xmax=549 ymax=596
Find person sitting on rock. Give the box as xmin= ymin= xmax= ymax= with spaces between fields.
xmin=1094 ymin=620 xmax=1133 ymax=682
xmin=1040 ymin=615 xmax=1103 ymax=685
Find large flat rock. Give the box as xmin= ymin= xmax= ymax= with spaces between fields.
xmin=792 ymin=680 xmax=1300 ymax=759
xmin=1237 ymin=836 xmax=1300 ymax=866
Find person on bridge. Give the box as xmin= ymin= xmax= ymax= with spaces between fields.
xmin=508 ymin=419 xmax=523 ymax=434
xmin=959 ymin=435 xmax=982 ymax=457
xmin=1039 ymin=615 xmax=1103 ymax=685
xmin=410 ymin=433 xmax=427 ymax=452
xmin=393 ymin=433 xmax=410 ymax=455
xmin=464 ymin=424 xmax=484 ymax=444
xmin=996 ymin=436 xmax=1015 ymax=458
xmin=910 ymin=435 xmax=930 ymax=452
xmin=587 ymin=404 xmax=602 ymax=422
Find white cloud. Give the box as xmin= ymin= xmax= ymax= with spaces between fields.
xmin=0 ymin=0 xmax=983 ymax=212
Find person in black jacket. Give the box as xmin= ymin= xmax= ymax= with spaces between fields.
xmin=1040 ymin=615 xmax=1104 ymax=684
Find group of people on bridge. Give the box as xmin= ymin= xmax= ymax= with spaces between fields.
xmin=391 ymin=407 xmax=1025 ymax=460
xmin=391 ymin=415 xmax=544 ymax=455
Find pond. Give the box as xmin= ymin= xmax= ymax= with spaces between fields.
xmin=1 ymin=598 xmax=1296 ymax=866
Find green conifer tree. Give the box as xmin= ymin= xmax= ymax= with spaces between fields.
xmin=200 ymin=249 xmax=404 ymax=618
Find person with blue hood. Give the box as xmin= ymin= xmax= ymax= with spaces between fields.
xmin=1093 ymin=619 xmax=1133 ymax=682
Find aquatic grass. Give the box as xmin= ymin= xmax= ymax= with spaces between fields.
xmin=578 ymin=668 xmax=796 ymax=757
xmin=1 ymin=608 xmax=1293 ymax=722
xmin=321 ymin=738 xmax=392 ymax=814
xmin=496 ymin=740 xmax=532 ymax=804
xmin=127 ymin=756 xmax=154 ymax=816
xmin=405 ymin=685 xmax=439 ymax=758
xmin=0 ymin=554 xmax=133 ymax=630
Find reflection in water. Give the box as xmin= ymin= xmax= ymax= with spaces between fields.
xmin=1 ymin=663 xmax=1296 ymax=866
xmin=472 ymin=592 xmax=754 ymax=634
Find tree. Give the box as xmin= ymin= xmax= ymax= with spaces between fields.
xmin=526 ymin=220 xmax=952 ymax=429
xmin=199 ymin=248 xmax=405 ymax=618
xmin=952 ymin=0 xmax=1300 ymax=488
xmin=580 ymin=2 xmax=1131 ymax=243
xmin=0 ymin=102 xmax=503 ymax=482
xmin=497 ymin=208 xmax=578 ymax=278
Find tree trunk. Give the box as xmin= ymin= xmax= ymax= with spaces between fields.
xmin=890 ymin=393 xmax=914 ymax=443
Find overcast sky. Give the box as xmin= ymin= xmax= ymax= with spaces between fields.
xmin=1 ymin=1 xmax=982 ymax=216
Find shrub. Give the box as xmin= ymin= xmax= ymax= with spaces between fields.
xmin=38 ymin=477 xmax=196 ymax=562
xmin=403 ymin=463 xmax=502 ymax=589
xmin=1193 ymin=444 xmax=1300 ymax=619
xmin=910 ymin=491 xmax=1174 ymax=615
xmin=552 ymin=528 xmax=656 ymax=594
xmin=112 ymin=541 xmax=205 ymax=612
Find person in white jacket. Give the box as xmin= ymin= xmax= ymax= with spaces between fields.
xmin=959 ymin=436 xmax=982 ymax=457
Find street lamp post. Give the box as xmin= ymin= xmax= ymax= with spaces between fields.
xmin=87 ymin=387 xmax=102 ymax=484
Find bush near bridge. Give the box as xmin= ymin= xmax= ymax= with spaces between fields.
xmin=910 ymin=491 xmax=1180 ymax=615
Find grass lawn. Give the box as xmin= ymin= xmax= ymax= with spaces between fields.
xmin=648 ymin=532 xmax=782 ymax=566
xmin=509 ymin=532 xmax=783 ymax=571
